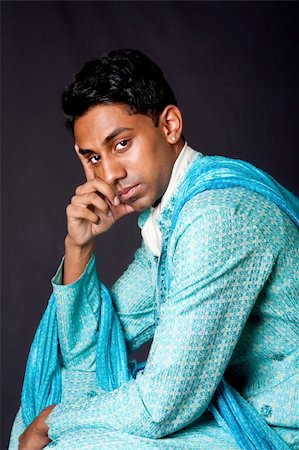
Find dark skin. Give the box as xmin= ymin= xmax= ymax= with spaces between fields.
xmin=18 ymin=405 xmax=55 ymax=450
xmin=18 ymin=103 xmax=184 ymax=449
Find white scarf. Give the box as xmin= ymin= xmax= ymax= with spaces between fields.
xmin=141 ymin=142 xmax=199 ymax=256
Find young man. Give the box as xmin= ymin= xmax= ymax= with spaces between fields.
xmin=10 ymin=49 xmax=298 ymax=449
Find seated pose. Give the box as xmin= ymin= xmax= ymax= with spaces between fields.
xmin=9 ymin=49 xmax=298 ymax=450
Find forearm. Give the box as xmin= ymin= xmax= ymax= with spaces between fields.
xmin=63 ymin=235 xmax=95 ymax=285
xmin=53 ymin=242 xmax=156 ymax=369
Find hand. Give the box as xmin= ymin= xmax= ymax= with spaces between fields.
xmin=18 ymin=405 xmax=55 ymax=450
xmin=66 ymin=145 xmax=134 ymax=248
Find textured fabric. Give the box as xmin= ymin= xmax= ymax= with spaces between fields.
xmin=209 ymin=379 xmax=291 ymax=450
xmin=20 ymin=294 xmax=61 ymax=426
xmin=9 ymin=153 xmax=299 ymax=449
xmin=153 ymin=152 xmax=298 ymax=449
xmin=49 ymin=187 xmax=298 ymax=448
xmin=142 ymin=148 xmax=297 ymax=448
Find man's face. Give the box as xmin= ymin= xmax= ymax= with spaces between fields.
xmin=74 ymin=104 xmax=180 ymax=211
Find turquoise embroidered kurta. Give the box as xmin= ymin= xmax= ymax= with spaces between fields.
xmin=9 ymin=153 xmax=299 ymax=449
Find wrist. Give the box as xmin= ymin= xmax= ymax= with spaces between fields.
xmin=64 ymin=235 xmax=95 ymax=259
xmin=35 ymin=405 xmax=56 ymax=434
xmin=63 ymin=236 xmax=95 ymax=285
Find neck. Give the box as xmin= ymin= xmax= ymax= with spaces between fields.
xmin=152 ymin=139 xmax=186 ymax=208
xmin=173 ymin=138 xmax=185 ymax=161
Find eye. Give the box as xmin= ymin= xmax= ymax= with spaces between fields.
xmin=115 ymin=140 xmax=129 ymax=151
xmin=89 ymin=154 xmax=101 ymax=165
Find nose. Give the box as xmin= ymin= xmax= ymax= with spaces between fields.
xmin=100 ymin=155 xmax=127 ymax=185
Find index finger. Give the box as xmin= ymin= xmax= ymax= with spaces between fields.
xmin=74 ymin=144 xmax=95 ymax=181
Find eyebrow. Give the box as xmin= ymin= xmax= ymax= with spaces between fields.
xmin=78 ymin=127 xmax=133 ymax=155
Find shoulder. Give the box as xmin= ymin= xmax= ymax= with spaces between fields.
xmin=173 ymin=187 xmax=297 ymax=252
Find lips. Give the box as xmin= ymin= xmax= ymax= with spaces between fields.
xmin=118 ymin=185 xmax=139 ymax=201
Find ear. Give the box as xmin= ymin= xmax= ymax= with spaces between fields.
xmin=158 ymin=105 xmax=183 ymax=144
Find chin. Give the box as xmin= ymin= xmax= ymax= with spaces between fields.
xmin=131 ymin=203 xmax=149 ymax=213
xmin=130 ymin=196 xmax=153 ymax=212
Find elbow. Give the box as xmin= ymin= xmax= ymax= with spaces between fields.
xmin=137 ymin=411 xmax=183 ymax=439
xmin=137 ymin=419 xmax=185 ymax=439
xmin=137 ymin=403 xmax=205 ymax=439
xmin=148 ymin=426 xmax=173 ymax=439
xmin=134 ymin=425 xmax=171 ymax=440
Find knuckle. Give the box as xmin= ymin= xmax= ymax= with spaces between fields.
xmin=91 ymin=192 xmax=99 ymax=202
xmin=71 ymin=194 xmax=79 ymax=205
xmin=91 ymin=192 xmax=102 ymax=205
xmin=103 ymin=203 xmax=110 ymax=213
xmin=75 ymin=185 xmax=83 ymax=195
xmin=66 ymin=204 xmax=73 ymax=215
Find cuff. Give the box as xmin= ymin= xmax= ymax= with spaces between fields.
xmin=45 ymin=391 xmax=106 ymax=441
xmin=51 ymin=253 xmax=99 ymax=314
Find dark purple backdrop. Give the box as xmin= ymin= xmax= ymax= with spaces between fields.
xmin=1 ymin=2 xmax=298 ymax=448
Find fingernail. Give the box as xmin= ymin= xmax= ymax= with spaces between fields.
xmin=108 ymin=210 xmax=112 ymax=217
xmin=113 ymin=196 xmax=120 ymax=206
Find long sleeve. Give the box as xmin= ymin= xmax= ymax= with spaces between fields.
xmin=110 ymin=242 xmax=157 ymax=353
xmin=52 ymin=242 xmax=156 ymax=370
xmin=47 ymin=193 xmax=279 ymax=440
xmin=52 ymin=254 xmax=100 ymax=371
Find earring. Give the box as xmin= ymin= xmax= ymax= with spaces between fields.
xmin=172 ymin=136 xmax=176 ymax=142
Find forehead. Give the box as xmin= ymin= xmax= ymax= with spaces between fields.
xmin=74 ymin=104 xmax=154 ymax=145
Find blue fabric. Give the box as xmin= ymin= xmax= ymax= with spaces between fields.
xmin=21 ymin=295 xmax=61 ymax=426
xmin=163 ymin=155 xmax=298 ymax=449
xmin=20 ymin=155 xmax=297 ymax=449
xmin=21 ymin=284 xmax=132 ymax=427
xmin=209 ymin=380 xmax=290 ymax=450
xmin=95 ymin=282 xmax=131 ymax=391
xmin=169 ymin=156 xmax=299 ymax=239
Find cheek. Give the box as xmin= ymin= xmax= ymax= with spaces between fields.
xmin=126 ymin=140 xmax=170 ymax=187
xmin=94 ymin=166 xmax=104 ymax=179
xmin=127 ymin=154 xmax=153 ymax=180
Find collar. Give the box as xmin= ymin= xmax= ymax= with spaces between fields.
xmin=139 ymin=143 xmax=202 ymax=256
